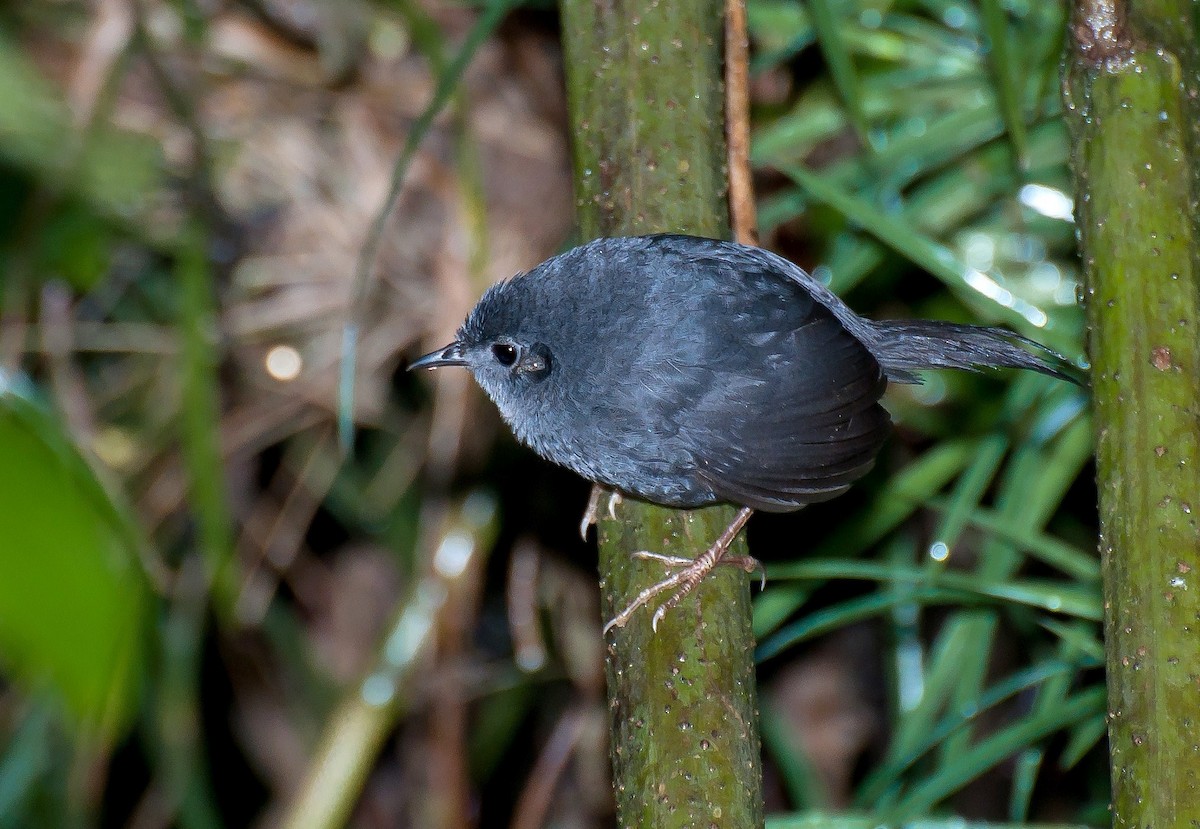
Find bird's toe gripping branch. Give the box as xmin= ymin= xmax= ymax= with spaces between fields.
xmin=602 ymin=506 xmax=760 ymax=635
xmin=579 ymin=486 xmax=624 ymax=540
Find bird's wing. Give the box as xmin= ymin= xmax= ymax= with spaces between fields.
xmin=666 ymin=261 xmax=891 ymax=512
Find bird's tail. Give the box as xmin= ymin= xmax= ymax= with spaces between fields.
xmin=861 ymin=320 xmax=1082 ymax=385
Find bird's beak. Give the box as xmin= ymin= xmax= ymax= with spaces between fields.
xmin=408 ymin=341 xmax=467 ymax=371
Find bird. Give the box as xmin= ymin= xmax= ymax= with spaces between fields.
xmin=409 ymin=234 xmax=1078 ymax=634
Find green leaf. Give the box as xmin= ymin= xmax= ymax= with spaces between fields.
xmin=746 ymin=0 xmax=814 ymax=69
xmin=752 ymin=583 xmax=812 ymax=639
xmin=979 ymin=0 xmax=1029 ymax=169
xmin=758 ymin=588 xmax=964 ymax=661
xmin=1059 ymin=713 xmax=1107 ymax=772
xmin=861 ymin=659 xmax=1083 ymax=806
xmin=0 ymin=705 xmax=53 ymax=820
xmin=779 ymin=162 xmax=1051 ymax=331
xmin=0 ymin=34 xmax=162 ymax=221
xmin=809 ymin=439 xmax=976 ymax=558
xmin=884 ymin=687 xmax=1105 ymax=818
xmin=761 ymin=697 xmax=829 ymax=809
xmin=767 ymin=810 xmax=1093 ymax=828
xmin=808 ymin=0 xmax=872 ymax=148
xmin=765 ymin=560 xmax=1100 ymax=620
xmin=0 ymin=376 xmax=148 ymax=737
xmin=37 ymin=204 xmax=115 ymax=291
xmin=929 ymin=499 xmax=1099 ymax=582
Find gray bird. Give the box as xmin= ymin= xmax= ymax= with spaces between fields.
xmin=410 ymin=234 xmax=1077 ymax=632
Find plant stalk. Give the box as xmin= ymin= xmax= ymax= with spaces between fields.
xmin=1063 ymin=0 xmax=1200 ymax=824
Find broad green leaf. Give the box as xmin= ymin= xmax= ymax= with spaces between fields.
xmin=0 ymin=376 xmax=148 ymax=736
xmin=0 ymin=34 xmax=161 ymax=220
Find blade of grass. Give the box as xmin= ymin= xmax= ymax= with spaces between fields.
xmin=754 ymin=440 xmax=976 ymax=641
xmin=1008 ymin=749 xmax=1044 ymax=822
xmin=761 ymin=697 xmax=830 ymax=810
xmin=765 ymin=560 xmax=1100 ymax=620
xmin=177 ymin=225 xmax=237 ymax=619
xmin=883 ymin=686 xmax=1105 ymax=819
xmin=779 ymin=162 xmax=1051 ymax=330
xmin=469 ymin=684 xmax=537 ymax=782
xmin=823 ymin=104 xmax=1006 ymax=192
xmin=757 ymin=574 xmax=1097 ymax=662
xmin=1059 ymin=713 xmax=1107 ymax=772
xmin=752 ymin=583 xmax=812 ymax=640
xmin=745 ymin=0 xmax=814 ymax=71
xmin=927 ymin=433 xmax=1008 ymax=559
xmin=152 ymin=557 xmax=222 ymax=829
xmin=861 ymin=643 xmax=960 ymax=805
xmin=758 ymin=588 xmax=979 ymax=661
xmin=768 ymin=814 xmax=1090 ymax=829
xmin=861 ymin=659 xmax=1083 ymax=805
xmin=1038 ymin=619 xmax=1104 ymax=664
xmin=894 ymin=5 xmax=981 ymax=46
xmin=979 ymin=0 xmax=1029 ymax=169
xmin=807 ymin=0 xmax=872 ymax=149
xmin=926 ymin=500 xmax=1099 ymax=583
xmin=809 ymin=439 xmax=975 ymax=558
xmin=763 ymin=119 xmax=1071 ymax=305
xmin=886 ymin=535 xmax=926 ymax=716
xmin=937 ymin=407 xmax=1092 ymax=764
xmin=0 ymin=705 xmax=52 ymax=820
xmin=1010 ymin=626 xmax=1094 ymax=821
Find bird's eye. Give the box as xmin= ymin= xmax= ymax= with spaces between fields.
xmin=492 ymin=343 xmax=518 ymax=366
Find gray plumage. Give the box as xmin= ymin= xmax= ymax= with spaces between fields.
xmin=410 ymin=234 xmax=1076 ymax=513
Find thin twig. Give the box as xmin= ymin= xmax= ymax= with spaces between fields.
xmin=336 ymin=0 xmax=515 ymax=453
xmin=725 ymin=0 xmax=758 ymax=245
xmin=509 ymin=706 xmax=590 ymax=829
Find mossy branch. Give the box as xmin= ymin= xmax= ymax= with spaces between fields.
xmin=1064 ymin=0 xmax=1200 ymax=824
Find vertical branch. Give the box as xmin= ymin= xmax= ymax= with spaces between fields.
xmin=1064 ymin=0 xmax=1200 ymax=825
xmin=559 ymin=1 xmax=764 ymax=827
xmin=725 ymin=0 xmax=758 ymax=245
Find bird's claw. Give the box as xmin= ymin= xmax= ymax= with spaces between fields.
xmin=580 ymin=487 xmax=602 ymax=540
xmin=603 ymin=550 xmax=763 ymax=636
xmin=579 ymin=487 xmax=624 ymax=540
xmin=602 ymin=507 xmax=757 ymax=635
xmin=601 ymin=562 xmax=694 ymax=636
xmin=606 ymin=490 xmax=622 ymax=519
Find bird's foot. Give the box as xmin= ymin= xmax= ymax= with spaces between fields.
xmin=631 ymin=550 xmax=766 ymax=590
xmin=602 ymin=507 xmax=757 ymax=635
xmin=579 ymin=486 xmax=623 ymax=540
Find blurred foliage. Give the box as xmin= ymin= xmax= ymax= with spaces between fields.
xmin=0 ymin=378 xmax=147 ymax=737
xmin=0 ymin=0 xmax=1100 ymax=827
xmin=746 ymin=0 xmax=1099 ymax=825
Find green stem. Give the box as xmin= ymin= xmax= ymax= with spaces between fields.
xmin=1063 ymin=0 xmax=1200 ymax=824
xmin=176 ymin=226 xmax=237 ymax=620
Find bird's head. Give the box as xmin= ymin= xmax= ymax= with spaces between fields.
xmin=408 ymin=279 xmax=556 ymax=423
